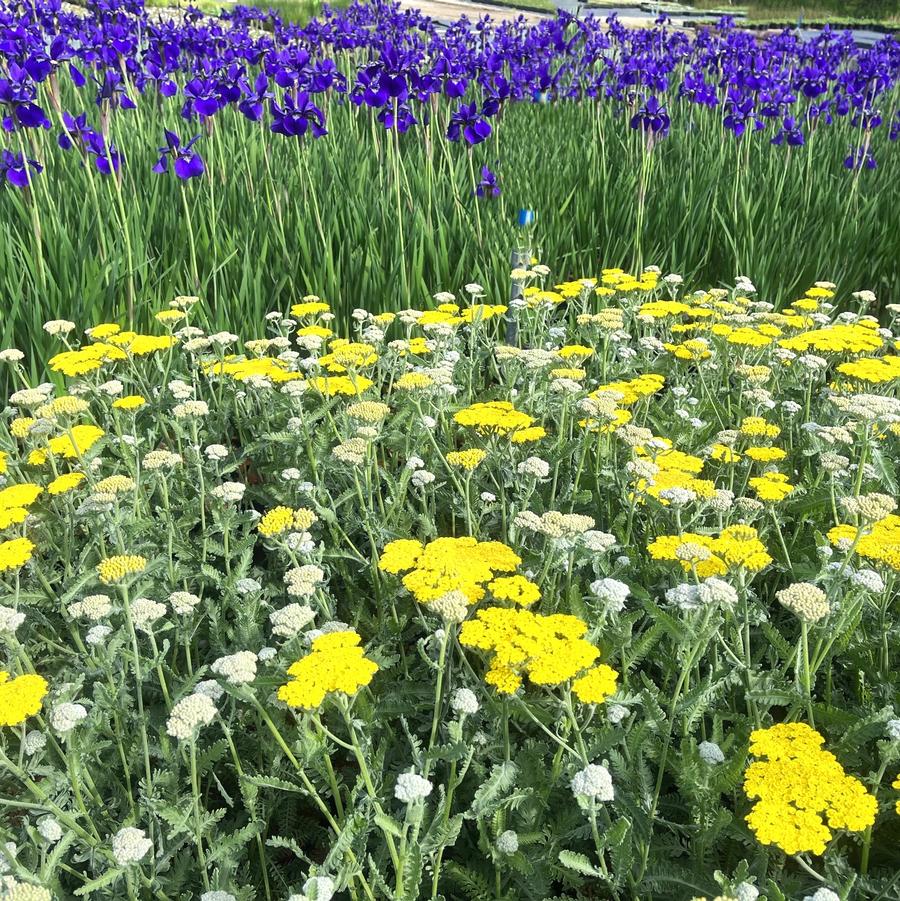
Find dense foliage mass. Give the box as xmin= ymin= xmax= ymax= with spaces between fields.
xmin=0 ymin=0 xmax=898 ymax=375
xmin=2 ymin=265 xmax=900 ymax=899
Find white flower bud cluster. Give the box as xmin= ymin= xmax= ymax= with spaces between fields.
xmin=0 ymin=878 xmax=53 ymax=900
xmin=582 ymin=530 xmax=617 ymax=552
xmin=0 ymin=605 xmax=25 ymax=633
xmin=22 ymin=731 xmax=45 ymax=756
xmin=86 ymin=624 xmax=112 ymax=646
xmin=496 ymin=830 xmax=519 ymax=854
xmin=36 ymin=817 xmax=62 ymax=844
xmin=111 ymin=827 xmax=153 ymax=866
xmin=412 ymin=470 xmax=436 ymax=488
xmin=211 ymin=651 xmax=258 ymax=685
xmin=851 ymin=568 xmax=885 ymax=593
xmin=802 ymin=889 xmax=840 ymax=901
xmin=270 ymin=604 xmax=316 ymax=638
xmin=50 ymin=702 xmax=88 ymax=734
xmin=130 ymin=597 xmax=167 ymax=632
xmin=570 ymin=764 xmax=614 ymax=801
xmin=698 ymin=741 xmax=725 ymax=764
xmin=589 ymin=578 xmax=630 ymax=612
xmin=142 ymin=449 xmax=183 ymax=471
xmin=516 ymin=456 xmax=550 ymax=479
xmin=169 ymin=591 xmax=202 ymax=615
xmin=425 ymin=590 xmax=469 ymax=624
xmin=67 ymin=594 xmax=113 ymax=620
xmin=450 ymin=688 xmax=479 ymax=715
xmin=394 ymin=773 xmax=433 ymax=803
xmin=173 ymin=400 xmax=210 ymax=418
xmin=776 ymin=582 xmax=830 ymax=623
xmin=166 ymin=693 xmax=217 ymax=740
xmin=285 ymin=565 xmax=325 ymax=597
xmin=291 ymin=876 xmax=335 ymax=901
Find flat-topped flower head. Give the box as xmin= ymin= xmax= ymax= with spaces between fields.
xmin=0 ymin=671 xmax=48 ymax=727
xmin=96 ymin=554 xmax=147 ymax=585
xmin=277 ymin=630 xmax=378 ymax=710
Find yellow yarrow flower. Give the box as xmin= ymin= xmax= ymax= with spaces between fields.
xmin=47 ymin=472 xmax=87 ymax=495
xmin=0 ymin=671 xmax=49 ymax=727
xmin=278 ymin=631 xmax=378 ymax=710
xmin=46 ymin=425 xmax=105 ymax=459
xmin=0 ymin=537 xmax=35 ymax=573
xmin=112 ymin=395 xmax=147 ymax=411
xmin=446 ymin=449 xmax=487 ymax=470
xmin=0 ymin=483 xmax=43 ymax=510
xmin=743 ymin=722 xmax=876 ymax=855
xmin=258 ymin=506 xmax=317 ymax=538
xmin=96 ymin=554 xmax=147 ymax=584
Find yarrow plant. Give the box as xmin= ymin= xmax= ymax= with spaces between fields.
xmin=2 ymin=256 xmax=900 ymax=901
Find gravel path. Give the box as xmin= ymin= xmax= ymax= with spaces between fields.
xmin=393 ymin=0 xmax=656 ymax=25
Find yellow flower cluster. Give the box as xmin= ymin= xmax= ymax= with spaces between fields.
xmin=290 ymin=299 xmax=330 ymax=317
xmin=836 ymin=355 xmax=900 ymax=385
xmin=0 ymin=537 xmax=35 ymax=573
xmin=112 ymin=394 xmax=148 ymax=410
xmin=634 ymin=442 xmax=716 ymax=503
xmin=96 ymin=554 xmax=148 ymax=584
xmin=395 ymin=372 xmax=434 ymax=391
xmin=446 ymin=448 xmax=487 ymax=470
xmin=277 ymin=631 xmax=378 ymax=709
xmin=33 ymin=424 xmax=105 ymax=462
xmin=779 ymin=321 xmax=882 ymax=354
xmin=319 ymin=340 xmax=378 ymax=372
xmin=739 ymin=417 xmax=781 ymax=440
xmin=663 ymin=338 xmax=712 ymax=361
xmin=828 ymin=515 xmax=900 ymax=570
xmin=648 ymin=526 xmax=772 ymax=578
xmin=744 ymin=723 xmax=877 ymax=855
xmin=591 ymin=373 xmax=665 ymax=406
xmin=459 ymin=606 xmax=618 ymax=701
xmin=308 ymin=375 xmax=373 ymax=396
xmin=748 ymin=472 xmax=795 ymax=503
xmin=208 ymin=356 xmax=302 ymax=383
xmin=454 ymin=400 xmax=532 ymax=434
xmin=461 ymin=303 xmax=506 ymax=323
xmin=0 ymin=671 xmax=48 ymax=727
xmin=0 ymin=482 xmax=43 ymax=527
xmin=379 ymin=536 xmax=521 ymax=604
xmin=47 ymin=472 xmax=86 ymax=495
xmin=258 ymin=506 xmax=318 ymax=538
xmin=488 ymin=574 xmax=541 ymax=607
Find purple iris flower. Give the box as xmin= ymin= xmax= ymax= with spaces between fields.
xmin=182 ymin=77 xmax=221 ymax=119
xmin=630 ymin=95 xmax=670 ymax=137
xmin=844 ymin=145 xmax=877 ymax=171
xmin=1 ymin=149 xmax=42 ymax=188
xmin=85 ymin=130 xmax=121 ymax=175
xmin=153 ymin=129 xmax=204 ymax=179
xmin=447 ymin=102 xmax=491 ymax=145
xmin=58 ymin=111 xmax=93 ymax=151
xmin=270 ymin=92 xmax=327 ymax=139
xmin=0 ymin=64 xmax=51 ymax=131
xmin=475 ymin=165 xmax=500 ymax=198
xmin=94 ymin=70 xmax=136 ymax=111
xmin=771 ymin=116 xmax=804 ymax=146
xmin=237 ymin=72 xmax=272 ymax=122
xmin=377 ymin=104 xmax=417 ymax=133
xmin=723 ymin=93 xmax=764 ymax=137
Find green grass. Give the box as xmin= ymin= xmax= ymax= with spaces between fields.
xmin=1 ymin=66 xmax=897 ymax=387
